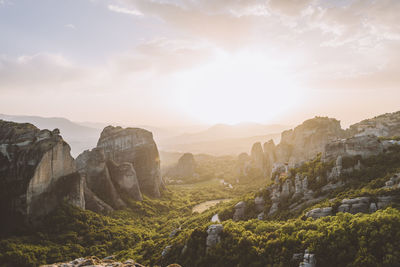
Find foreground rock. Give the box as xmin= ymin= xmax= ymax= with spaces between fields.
xmin=40 ymin=256 xmax=146 ymax=267
xmin=0 ymin=120 xmax=84 ymax=232
xmin=206 ymin=224 xmax=224 ymax=252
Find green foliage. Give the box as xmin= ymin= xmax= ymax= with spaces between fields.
xmin=165 ymin=208 xmax=400 ymax=267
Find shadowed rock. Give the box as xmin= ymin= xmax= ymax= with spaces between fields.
xmin=0 ymin=120 xmax=84 ymax=232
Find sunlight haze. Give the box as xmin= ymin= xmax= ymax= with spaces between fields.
xmin=1 ymin=0 xmax=399 ymax=127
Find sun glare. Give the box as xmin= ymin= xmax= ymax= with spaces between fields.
xmin=171 ymin=49 xmax=305 ymax=124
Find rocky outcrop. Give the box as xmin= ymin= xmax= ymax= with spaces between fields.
xmin=97 ymin=126 xmax=163 ymax=197
xmin=255 ymin=196 xmax=265 ymax=212
xmin=251 ymin=142 xmax=266 ymax=173
xmin=384 ymin=173 xmax=400 ymax=188
xmin=307 ymin=195 xmax=397 ymax=219
xmin=206 ymin=224 xmax=223 ymax=252
xmin=324 ymin=135 xmax=383 ymax=161
xmin=167 ymin=153 xmax=196 ymax=178
xmin=305 ymin=207 xmax=333 ymax=219
xmin=41 ymin=256 xmax=147 ymax=267
xmin=236 ymin=152 xmax=251 ymax=180
xmin=233 ymin=201 xmax=246 ymax=221
xmin=348 ymin=111 xmax=400 ymax=137
xmin=107 ymin=160 xmax=142 ymax=201
xmin=276 ymin=117 xmax=345 ymax=166
xmin=77 ymin=148 xmax=126 ymax=210
xmin=0 ymin=120 xmax=84 ymax=231
xmin=299 ymin=249 xmax=316 ymax=267
xmin=338 ymin=197 xmax=370 ymax=214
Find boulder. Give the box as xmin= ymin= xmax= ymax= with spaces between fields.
xmin=206 ymin=224 xmax=223 ymax=251
xmin=233 ymin=201 xmax=246 ymax=221
xmin=306 ymin=207 xmax=333 ymax=219
xmin=299 ymin=249 xmax=316 ymax=267
xmin=0 ymin=120 xmax=84 ymax=232
xmin=377 ymin=196 xmax=394 ymax=209
xmin=255 ymin=196 xmax=265 ymax=212
xmin=97 ymin=126 xmax=163 ymax=197
xmin=268 ymin=202 xmax=279 ymax=216
xmin=369 ymin=202 xmax=378 ymax=213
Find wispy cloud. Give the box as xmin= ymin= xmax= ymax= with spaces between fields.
xmin=108 ymin=4 xmax=143 ymax=16
xmin=64 ymin=24 xmax=76 ymax=29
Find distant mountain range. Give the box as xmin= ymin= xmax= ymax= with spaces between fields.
xmin=0 ymin=114 xmax=290 ymax=157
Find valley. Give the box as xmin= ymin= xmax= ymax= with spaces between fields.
xmin=1 ymin=111 xmax=400 ymax=266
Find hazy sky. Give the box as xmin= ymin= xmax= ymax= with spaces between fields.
xmin=0 ymin=0 xmax=399 ymax=128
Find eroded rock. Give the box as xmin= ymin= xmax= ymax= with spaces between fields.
xmin=206 ymin=224 xmax=223 ymax=252
xmin=0 ymin=120 xmax=84 ymax=231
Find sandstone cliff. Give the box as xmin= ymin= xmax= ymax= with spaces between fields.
xmin=0 ymin=120 xmax=84 ymax=232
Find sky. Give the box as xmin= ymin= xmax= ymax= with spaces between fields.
xmin=0 ymin=0 xmax=399 ymax=128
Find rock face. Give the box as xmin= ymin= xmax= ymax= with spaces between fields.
xmin=107 ymin=161 xmax=142 ymax=200
xmin=276 ymin=117 xmax=344 ymax=166
xmin=167 ymin=153 xmax=196 ymax=178
xmin=236 ymin=152 xmax=251 ymax=179
xmin=324 ymin=135 xmax=383 ymax=161
xmin=251 ymin=142 xmax=266 ymax=173
xmin=41 ymin=257 xmax=147 ymax=267
xmin=76 ymin=126 xmax=160 ymax=212
xmin=97 ymin=126 xmax=162 ymax=197
xmin=348 ymin=111 xmax=400 ymax=137
xmin=305 ymin=207 xmax=333 ymax=219
xmin=206 ymin=224 xmax=223 ymax=252
xmin=233 ymin=201 xmax=246 ymax=221
xmin=255 ymin=196 xmax=265 ymax=212
xmin=299 ymin=249 xmax=316 ymax=267
xmin=78 ymin=148 xmax=126 ymax=210
xmin=0 ymin=120 xmax=84 ymax=232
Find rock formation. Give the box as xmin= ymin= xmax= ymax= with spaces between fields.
xmin=255 ymin=196 xmax=265 ymax=212
xmin=76 ymin=125 xmax=161 ymax=212
xmin=324 ymin=135 xmax=383 ymax=161
xmin=41 ymin=257 xmax=147 ymax=267
xmin=299 ymin=249 xmax=316 ymax=267
xmin=167 ymin=153 xmax=196 ymax=178
xmin=206 ymin=224 xmax=224 ymax=252
xmin=233 ymin=201 xmax=246 ymax=221
xmin=305 ymin=207 xmax=333 ymax=219
xmin=0 ymin=120 xmax=84 ymax=232
xmin=251 ymin=142 xmax=266 ymax=173
xmin=275 ymin=117 xmax=345 ymax=166
xmin=235 ymin=152 xmax=251 ymax=180
xmin=348 ymin=111 xmax=400 ymax=137
xmin=97 ymin=126 xmax=163 ymax=197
